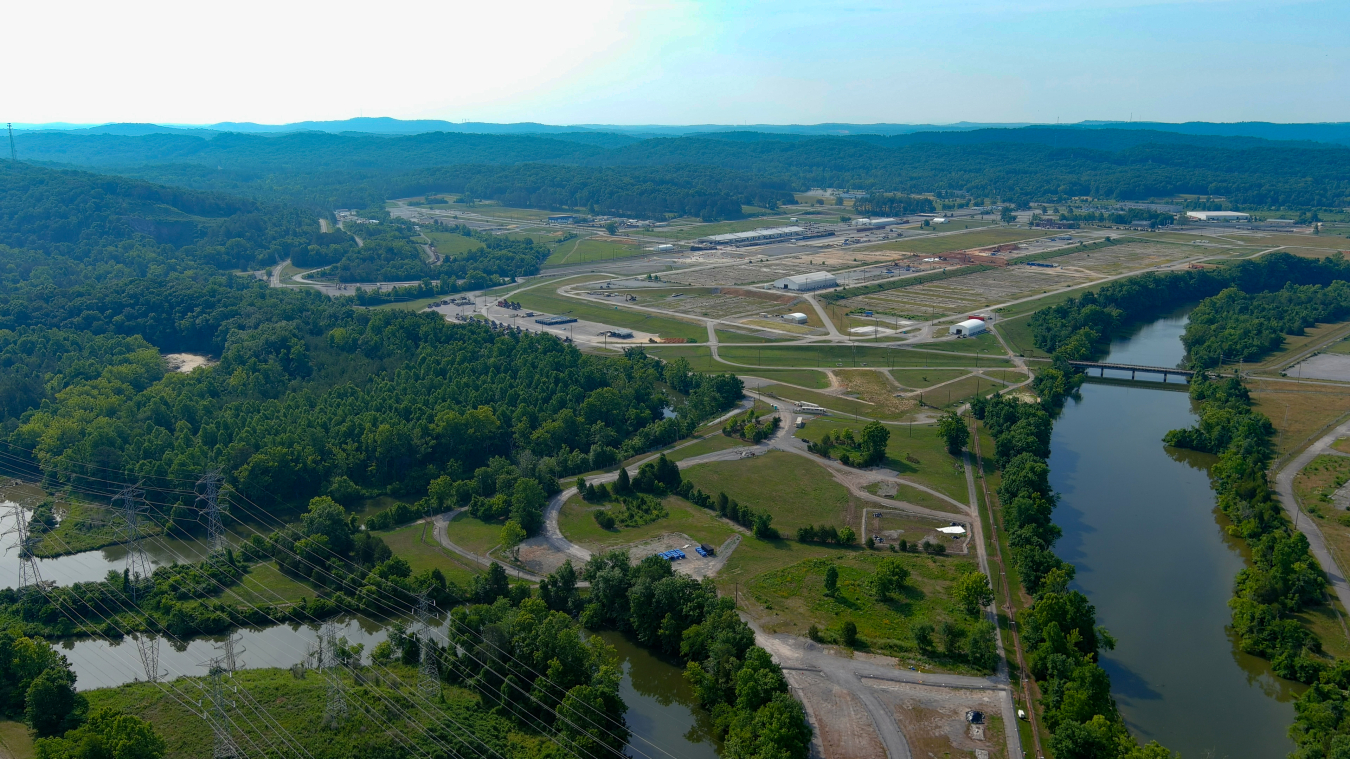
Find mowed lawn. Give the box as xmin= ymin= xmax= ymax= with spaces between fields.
xmin=680 ymin=451 xmax=861 ymax=535
xmin=794 ymin=417 xmax=970 ymax=503
xmin=742 ymin=550 xmax=987 ymax=672
xmin=557 ymin=494 xmax=738 ymax=552
xmin=861 ymin=227 xmax=1054 ymax=255
xmin=380 ymin=520 xmax=483 ymax=586
xmin=546 ymin=237 xmax=647 ymax=266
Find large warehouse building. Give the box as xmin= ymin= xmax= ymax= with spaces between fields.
xmin=772 ymin=271 xmax=837 ymax=291
xmin=1185 ymin=211 xmax=1251 ymax=222
xmin=699 ymin=226 xmax=805 ymax=245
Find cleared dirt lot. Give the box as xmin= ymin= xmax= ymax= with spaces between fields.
xmin=867 ymin=678 xmax=1010 ymax=759
xmin=842 ymin=265 xmax=1093 ymax=318
xmin=783 ymin=669 xmax=888 ymax=759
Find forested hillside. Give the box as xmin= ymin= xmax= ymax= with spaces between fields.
xmin=16 ymin=127 xmax=1350 ymax=216
xmin=0 ymin=163 xmax=745 ymax=533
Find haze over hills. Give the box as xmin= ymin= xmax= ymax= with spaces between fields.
xmin=13 ymin=117 xmax=1350 ymax=145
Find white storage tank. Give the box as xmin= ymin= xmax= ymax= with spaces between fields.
xmin=782 ymin=312 xmax=809 ymax=324
xmin=950 ymin=319 xmax=987 ymax=338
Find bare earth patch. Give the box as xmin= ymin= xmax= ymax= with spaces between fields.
xmin=835 ymin=370 xmax=917 ymax=416
xmin=783 ymin=669 xmax=886 ymax=759
xmin=867 ymin=679 xmax=1008 ymax=759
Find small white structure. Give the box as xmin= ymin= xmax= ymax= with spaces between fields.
xmin=852 ymin=218 xmax=873 ymax=226
xmin=950 ymin=319 xmax=987 ymax=338
xmin=653 ymin=244 xmax=674 ymax=252
xmin=937 ymin=525 xmax=967 ymax=535
xmin=931 ymin=217 xmax=948 ymax=224
xmin=1186 ymin=211 xmax=1250 ymax=222
xmin=772 ymin=271 xmax=837 ymax=292
xmin=782 ymin=312 xmax=809 ymax=324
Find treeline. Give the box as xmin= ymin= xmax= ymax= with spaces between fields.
xmin=972 ymin=393 xmax=1171 ymax=757
xmin=25 ymin=128 xmax=1350 ymax=216
xmin=852 ymin=193 xmax=937 ymax=216
xmin=1030 ymin=252 xmax=1350 ymax=370
xmin=1183 ymin=281 xmax=1350 ymax=368
xmin=548 ymin=553 xmax=812 ymax=759
xmin=0 ymin=161 xmax=349 ymax=275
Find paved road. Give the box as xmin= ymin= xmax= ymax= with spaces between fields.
xmin=1275 ymin=418 xmax=1350 ymax=613
xmin=429 ymin=509 xmax=544 ymax=581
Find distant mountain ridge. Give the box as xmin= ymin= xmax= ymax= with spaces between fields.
xmin=12 ymin=117 xmax=1350 ymax=145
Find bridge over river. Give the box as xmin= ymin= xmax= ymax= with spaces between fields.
xmin=1068 ymin=360 xmax=1195 ymax=381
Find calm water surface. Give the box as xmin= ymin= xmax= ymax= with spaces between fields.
xmin=1049 ymin=313 xmax=1298 ymax=758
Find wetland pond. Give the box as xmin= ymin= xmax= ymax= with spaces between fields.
xmin=1048 ymin=313 xmax=1299 ymax=758
xmin=0 ymin=516 xmax=719 ymax=758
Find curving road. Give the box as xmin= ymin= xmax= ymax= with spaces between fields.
xmin=1275 ymin=418 xmax=1350 ymax=614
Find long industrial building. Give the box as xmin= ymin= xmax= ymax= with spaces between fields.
xmin=1185 ymin=211 xmax=1250 ymax=222
xmin=699 ymin=225 xmax=805 ymax=245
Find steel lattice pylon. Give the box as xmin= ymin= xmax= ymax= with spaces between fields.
xmin=203 ymin=657 xmax=241 ymax=759
xmin=113 ymin=484 xmax=152 ymax=599
xmin=134 ymin=632 xmax=160 ymax=683
xmin=314 ymin=621 xmax=348 ymax=728
xmin=415 ymin=591 xmax=440 ymax=699
xmin=196 ymin=470 xmax=228 ymax=554
xmin=2 ymin=497 xmax=41 ymax=592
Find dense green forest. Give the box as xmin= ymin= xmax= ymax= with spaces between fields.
xmin=313 ymin=221 xmax=553 ymax=284
xmin=1030 ymin=253 xmax=1350 ymax=369
xmin=15 ymin=127 xmax=1350 ymax=217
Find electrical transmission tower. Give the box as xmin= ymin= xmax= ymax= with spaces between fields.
xmin=202 ymin=657 xmax=242 ymax=759
xmin=113 ymin=484 xmax=153 ymax=600
xmin=2 ymin=497 xmax=42 ymax=592
xmin=414 ymin=591 xmax=440 ymax=699
xmin=6 ymin=123 xmax=14 ymax=163
xmin=314 ymin=621 xmax=348 ymax=728
xmin=134 ymin=632 xmax=161 ymax=683
xmin=200 ymin=632 xmax=245 ymax=758
xmin=196 ymin=469 xmax=227 ymax=554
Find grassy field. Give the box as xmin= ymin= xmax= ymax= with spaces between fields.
xmin=717 ymin=344 xmax=1008 ymax=369
xmin=740 ymin=369 xmax=831 ymax=389
xmin=888 ymin=368 xmax=971 ymax=389
xmin=860 ymin=228 xmax=1054 ymax=255
xmin=1252 ymin=381 xmax=1350 ymax=456
xmin=759 ymin=383 xmax=914 ymax=421
xmin=545 ymin=236 xmax=647 ymax=266
xmin=667 ymin=434 xmax=751 ymax=461
xmin=557 ymin=494 xmax=737 ymax=552
xmin=741 ymin=550 xmax=986 ymax=669
xmin=1293 ymin=453 xmax=1350 ymax=656
xmin=681 ymin=452 xmax=861 ymax=535
xmin=834 ymin=370 xmax=912 ymax=416
xmin=981 ymin=369 xmax=1031 ymax=385
xmin=922 ymin=375 xmax=1002 ymax=409
xmin=714 ymin=328 xmax=792 ymax=344
xmin=380 ymin=520 xmax=482 ymax=585
xmin=231 ymin=562 xmax=316 ymax=607
xmin=83 ymin=667 xmax=516 ymax=759
xmin=509 ymin=288 xmax=708 ymax=341
xmin=424 ymin=230 xmax=486 ymax=256
xmin=796 ymin=418 xmax=970 ymax=502
xmin=0 ymin=720 xmax=32 ymax=759
xmin=915 ymin=333 xmax=1004 ymax=354
xmin=864 ymin=481 xmax=965 ymax=515
xmin=439 ymin=511 xmax=506 ymax=556
xmin=370 ymin=296 xmax=443 ymax=311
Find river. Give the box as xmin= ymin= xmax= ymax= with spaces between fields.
xmin=1048 ymin=313 xmax=1299 ymax=758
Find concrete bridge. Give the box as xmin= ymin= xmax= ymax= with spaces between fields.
xmin=1069 ymin=360 xmax=1194 ymax=381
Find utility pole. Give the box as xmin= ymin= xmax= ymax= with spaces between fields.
xmin=114 ymin=484 xmax=152 ymax=600
xmin=197 ymin=469 xmax=227 ymax=554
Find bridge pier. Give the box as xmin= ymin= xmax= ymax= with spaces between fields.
xmin=1131 ymin=370 xmax=1135 ymax=380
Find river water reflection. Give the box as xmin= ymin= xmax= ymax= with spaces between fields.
xmin=1048 ymin=313 xmax=1298 ymax=758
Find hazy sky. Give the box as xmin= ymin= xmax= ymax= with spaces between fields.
xmin=11 ymin=0 xmax=1347 ymax=126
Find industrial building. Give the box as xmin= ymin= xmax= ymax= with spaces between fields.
xmin=698 ymin=226 xmax=804 ymax=245
xmin=852 ymin=217 xmax=899 ymax=227
xmin=547 ymin=215 xmax=575 ymax=224
xmin=771 ymin=271 xmax=837 ymax=292
xmin=1185 ymin=211 xmax=1250 ymax=222
xmin=950 ymin=319 xmax=987 ymax=337
xmin=782 ymin=312 xmax=809 ymax=324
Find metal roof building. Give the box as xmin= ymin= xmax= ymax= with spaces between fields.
xmin=1186 ymin=211 xmax=1250 ymax=222
xmin=772 ymin=272 xmax=837 ymax=292
xmin=699 ymin=225 xmax=805 ymax=245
